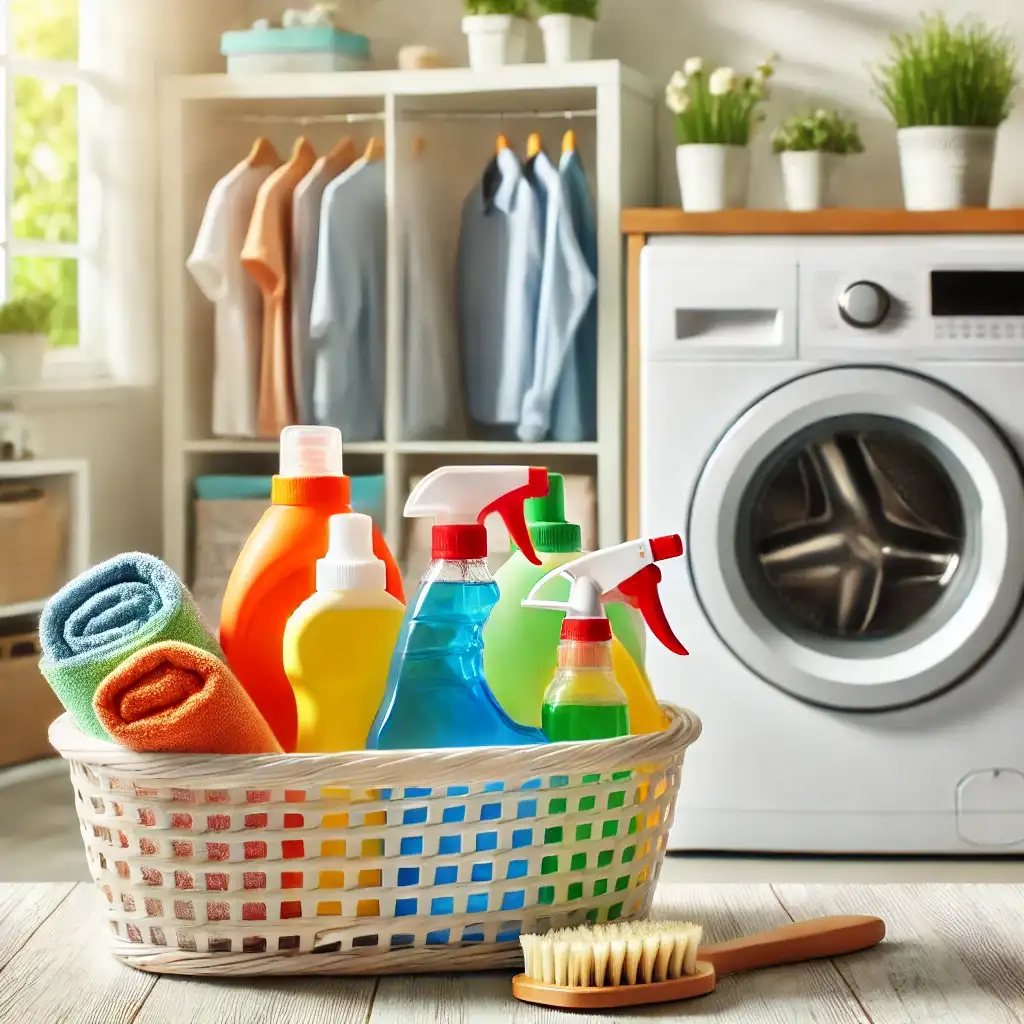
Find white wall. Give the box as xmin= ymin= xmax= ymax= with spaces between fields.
xmin=242 ymin=0 xmax=1024 ymax=208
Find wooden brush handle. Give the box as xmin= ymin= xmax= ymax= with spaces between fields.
xmin=700 ymin=915 xmax=885 ymax=977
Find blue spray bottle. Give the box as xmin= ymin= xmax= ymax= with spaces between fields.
xmin=368 ymin=466 xmax=550 ymax=749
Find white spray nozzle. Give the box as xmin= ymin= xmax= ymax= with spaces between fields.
xmin=317 ymin=513 xmax=386 ymax=592
xmin=404 ymin=465 xmax=548 ymax=564
xmin=280 ymin=425 xmax=345 ymax=479
xmin=523 ymin=536 xmax=688 ymax=655
xmin=405 ymin=466 xmax=544 ymax=525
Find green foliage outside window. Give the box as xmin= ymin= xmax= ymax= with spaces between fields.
xmin=11 ymin=0 xmax=79 ymax=348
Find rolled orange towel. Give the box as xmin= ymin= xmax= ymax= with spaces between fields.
xmin=94 ymin=641 xmax=283 ymax=754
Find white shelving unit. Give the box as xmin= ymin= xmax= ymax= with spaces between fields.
xmin=160 ymin=61 xmax=657 ymax=580
xmin=0 ymin=458 xmax=89 ymax=620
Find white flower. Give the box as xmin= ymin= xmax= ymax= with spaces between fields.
xmin=709 ymin=66 xmax=737 ymax=96
xmin=665 ymin=85 xmax=690 ymax=114
xmin=282 ymin=8 xmax=303 ymax=27
xmin=683 ymin=56 xmax=704 ymax=76
xmin=668 ymin=70 xmax=688 ymax=91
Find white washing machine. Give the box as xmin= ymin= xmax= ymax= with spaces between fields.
xmin=641 ymin=236 xmax=1024 ymax=854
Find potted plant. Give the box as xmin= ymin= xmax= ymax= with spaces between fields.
xmin=463 ymin=0 xmax=531 ymax=70
xmin=665 ymin=56 xmax=775 ymax=212
xmin=0 ymin=296 xmax=54 ymax=387
xmin=771 ymin=109 xmax=864 ymax=211
xmin=535 ymin=0 xmax=598 ymax=64
xmin=874 ymin=12 xmax=1019 ymax=210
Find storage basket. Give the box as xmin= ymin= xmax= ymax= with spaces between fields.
xmin=48 ymin=705 xmax=701 ymax=976
xmin=0 ymin=482 xmax=66 ymax=606
xmin=0 ymin=631 xmax=62 ymax=768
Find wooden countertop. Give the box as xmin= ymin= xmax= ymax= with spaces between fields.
xmin=2 ymin=882 xmax=1022 ymax=1021
xmin=622 ymin=207 xmax=1024 ymax=235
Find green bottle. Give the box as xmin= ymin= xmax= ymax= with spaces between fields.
xmin=484 ymin=474 xmax=645 ymax=729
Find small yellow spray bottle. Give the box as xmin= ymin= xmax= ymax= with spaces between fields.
xmin=522 ymin=536 xmax=689 ymax=743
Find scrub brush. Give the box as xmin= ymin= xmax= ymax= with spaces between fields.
xmin=513 ymin=914 xmax=885 ymax=1011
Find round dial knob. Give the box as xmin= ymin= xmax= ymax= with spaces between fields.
xmin=839 ymin=281 xmax=891 ymax=329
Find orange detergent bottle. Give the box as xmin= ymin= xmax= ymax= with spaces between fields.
xmin=219 ymin=426 xmax=404 ymax=752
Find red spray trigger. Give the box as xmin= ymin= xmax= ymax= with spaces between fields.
xmin=617 ymin=564 xmax=688 ymax=656
xmin=651 ymin=534 xmax=684 ymax=561
xmin=479 ymin=467 xmax=549 ymax=566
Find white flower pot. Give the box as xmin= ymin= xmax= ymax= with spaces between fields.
xmin=0 ymin=333 xmax=47 ymax=387
xmin=781 ymin=151 xmax=840 ymax=211
xmin=897 ymin=126 xmax=997 ymax=211
xmin=676 ymin=144 xmax=750 ymax=212
xmin=539 ymin=14 xmax=594 ymax=64
xmin=462 ymin=14 xmax=529 ymax=70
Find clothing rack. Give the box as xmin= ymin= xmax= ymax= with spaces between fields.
xmin=407 ymin=109 xmax=598 ymax=121
xmin=230 ymin=112 xmax=386 ymax=126
xmin=227 ymin=109 xmax=597 ymax=125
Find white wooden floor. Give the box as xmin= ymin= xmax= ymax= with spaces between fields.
xmin=1 ymin=883 xmax=1023 ymax=1022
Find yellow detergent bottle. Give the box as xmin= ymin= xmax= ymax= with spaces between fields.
xmin=283 ymin=512 xmax=404 ymax=752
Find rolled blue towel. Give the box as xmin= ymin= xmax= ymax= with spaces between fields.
xmin=39 ymin=553 xmax=223 ymax=740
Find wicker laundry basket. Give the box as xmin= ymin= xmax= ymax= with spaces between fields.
xmin=48 ymin=705 xmax=701 ymax=977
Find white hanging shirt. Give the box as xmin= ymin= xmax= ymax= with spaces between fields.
xmin=403 ymin=156 xmax=464 ymax=440
xmin=187 ymin=160 xmax=273 ymax=438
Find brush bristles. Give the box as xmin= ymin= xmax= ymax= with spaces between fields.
xmin=520 ymin=920 xmax=704 ymax=988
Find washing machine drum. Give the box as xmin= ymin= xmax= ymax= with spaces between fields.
xmin=689 ymin=366 xmax=1024 ymax=711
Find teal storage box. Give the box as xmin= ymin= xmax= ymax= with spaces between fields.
xmin=221 ymin=27 xmax=371 ymax=73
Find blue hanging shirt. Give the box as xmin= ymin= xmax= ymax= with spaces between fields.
xmin=517 ymin=150 xmax=596 ymax=443
xmin=310 ymin=157 xmax=386 ymax=441
xmin=550 ymin=150 xmax=599 ymax=443
xmin=458 ymin=147 xmax=543 ymax=427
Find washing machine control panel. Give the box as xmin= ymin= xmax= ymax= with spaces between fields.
xmin=802 ymin=241 xmax=1024 ymax=358
xmin=838 ymin=281 xmax=891 ymax=329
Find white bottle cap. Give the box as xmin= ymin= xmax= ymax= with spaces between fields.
xmin=317 ymin=513 xmax=386 ymax=592
xmin=279 ymin=426 xmax=345 ymax=479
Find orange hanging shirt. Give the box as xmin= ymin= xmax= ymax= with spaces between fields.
xmin=242 ymin=137 xmax=316 ymax=437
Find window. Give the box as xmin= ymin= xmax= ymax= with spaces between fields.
xmin=1 ymin=0 xmax=83 ymax=354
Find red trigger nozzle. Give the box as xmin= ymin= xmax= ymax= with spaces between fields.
xmin=651 ymin=535 xmax=684 ymax=562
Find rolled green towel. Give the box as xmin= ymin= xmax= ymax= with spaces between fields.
xmin=39 ymin=552 xmax=223 ymax=740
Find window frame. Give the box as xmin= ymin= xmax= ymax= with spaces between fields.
xmin=0 ymin=0 xmax=111 ymax=382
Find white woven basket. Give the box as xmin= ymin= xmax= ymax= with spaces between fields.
xmin=49 ymin=705 xmax=701 ymax=976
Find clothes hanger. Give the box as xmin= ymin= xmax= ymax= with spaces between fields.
xmin=496 ymin=133 xmax=511 ymax=154
xmin=364 ymin=136 xmax=385 ymax=162
xmin=526 ymin=132 xmax=543 ymax=159
xmin=562 ymin=129 xmax=577 ymax=155
xmin=325 ymin=136 xmax=357 ymax=172
xmin=288 ymin=136 xmax=315 ymax=165
xmin=246 ymin=137 xmax=281 ymax=169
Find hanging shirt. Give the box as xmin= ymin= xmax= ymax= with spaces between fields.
xmin=458 ymin=146 xmax=543 ymax=427
xmin=310 ymin=157 xmax=386 ymax=442
xmin=403 ymin=156 xmax=463 ymax=440
xmin=551 ymin=149 xmax=599 ymax=443
xmin=517 ymin=150 xmax=596 ymax=443
xmin=241 ymin=138 xmax=316 ymax=438
xmin=291 ymin=149 xmax=353 ymax=425
xmin=186 ymin=159 xmax=274 ymax=438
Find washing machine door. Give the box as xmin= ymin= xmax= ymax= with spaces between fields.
xmin=689 ymin=366 xmax=1024 ymax=710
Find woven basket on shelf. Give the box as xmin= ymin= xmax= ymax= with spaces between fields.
xmin=48 ymin=705 xmax=701 ymax=977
